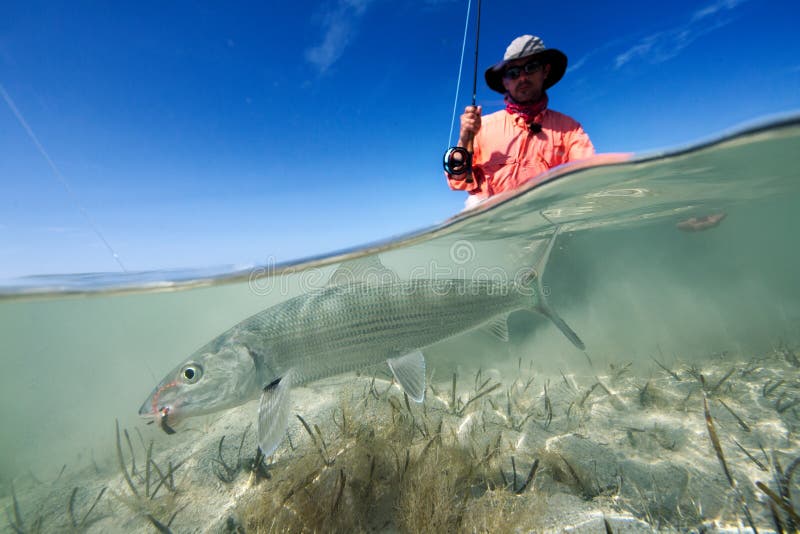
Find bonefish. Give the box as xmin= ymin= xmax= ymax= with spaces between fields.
xmin=139 ymin=229 xmax=584 ymax=457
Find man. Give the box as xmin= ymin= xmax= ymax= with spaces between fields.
xmin=446 ymin=35 xmax=595 ymax=207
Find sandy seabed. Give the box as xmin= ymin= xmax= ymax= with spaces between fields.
xmin=3 ymin=345 xmax=800 ymax=533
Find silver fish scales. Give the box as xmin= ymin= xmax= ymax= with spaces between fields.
xmin=245 ymin=278 xmax=532 ymax=382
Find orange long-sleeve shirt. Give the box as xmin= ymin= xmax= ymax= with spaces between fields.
xmin=446 ymin=108 xmax=594 ymax=200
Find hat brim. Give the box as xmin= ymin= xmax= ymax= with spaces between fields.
xmin=484 ymin=49 xmax=568 ymax=94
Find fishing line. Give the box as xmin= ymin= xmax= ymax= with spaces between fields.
xmin=0 ymin=83 xmax=127 ymax=272
xmin=446 ymin=0 xmax=472 ymax=149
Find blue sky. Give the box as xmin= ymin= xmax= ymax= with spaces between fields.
xmin=1 ymin=0 xmax=798 ymax=279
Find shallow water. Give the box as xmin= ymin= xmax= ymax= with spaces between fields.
xmin=2 ymin=116 xmax=800 ymax=532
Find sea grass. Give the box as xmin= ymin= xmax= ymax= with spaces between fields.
xmin=114 ymin=419 xmax=139 ymax=497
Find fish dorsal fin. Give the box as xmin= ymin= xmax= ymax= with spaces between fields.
xmin=483 ymin=316 xmax=510 ymax=342
xmin=328 ymin=255 xmax=398 ymax=286
xmin=387 ymin=350 xmax=426 ymax=402
xmin=257 ymin=368 xmax=296 ymax=457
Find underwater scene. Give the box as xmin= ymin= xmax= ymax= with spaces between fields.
xmin=2 ymin=116 xmax=800 ymax=532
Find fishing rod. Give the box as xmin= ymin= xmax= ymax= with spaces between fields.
xmin=443 ymin=0 xmax=482 ymax=183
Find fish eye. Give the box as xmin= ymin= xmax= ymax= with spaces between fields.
xmin=180 ymin=363 xmax=203 ymax=384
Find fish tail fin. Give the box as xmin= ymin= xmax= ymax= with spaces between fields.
xmin=525 ymin=226 xmax=585 ymax=350
xmin=535 ymin=301 xmax=585 ymax=350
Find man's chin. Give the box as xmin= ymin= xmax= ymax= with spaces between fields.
xmin=512 ymin=90 xmax=540 ymax=103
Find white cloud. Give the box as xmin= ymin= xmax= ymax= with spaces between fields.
xmin=614 ymin=38 xmax=656 ymax=69
xmin=691 ymin=0 xmax=747 ymax=22
xmin=568 ymin=36 xmax=633 ymax=75
xmin=305 ymin=0 xmax=375 ymax=74
xmin=614 ymin=0 xmax=749 ymax=70
xmin=569 ymin=48 xmax=604 ymax=74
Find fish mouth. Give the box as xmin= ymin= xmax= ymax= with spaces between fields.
xmin=138 ymin=399 xmax=178 ymax=435
xmin=138 ymin=399 xmax=153 ymax=417
xmin=139 ymin=404 xmax=178 ymax=435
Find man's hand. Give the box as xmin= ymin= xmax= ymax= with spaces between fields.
xmin=458 ymin=105 xmax=482 ymax=146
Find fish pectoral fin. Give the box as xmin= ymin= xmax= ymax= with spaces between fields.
xmin=257 ymin=369 xmax=296 ymax=458
xmin=387 ymin=350 xmax=426 ymax=403
xmin=482 ymin=316 xmax=510 ymax=342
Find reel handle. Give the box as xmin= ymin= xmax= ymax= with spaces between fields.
xmin=443 ymin=135 xmax=475 ymax=183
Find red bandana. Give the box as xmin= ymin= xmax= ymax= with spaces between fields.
xmin=504 ymin=92 xmax=548 ymax=125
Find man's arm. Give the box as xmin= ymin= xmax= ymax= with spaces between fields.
xmin=446 ymin=105 xmax=484 ymax=192
xmin=565 ymin=124 xmax=595 ymax=161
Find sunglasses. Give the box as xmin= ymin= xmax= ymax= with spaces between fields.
xmin=503 ymin=60 xmax=544 ymax=80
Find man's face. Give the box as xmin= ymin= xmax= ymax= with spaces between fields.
xmin=502 ymin=57 xmax=551 ymax=104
